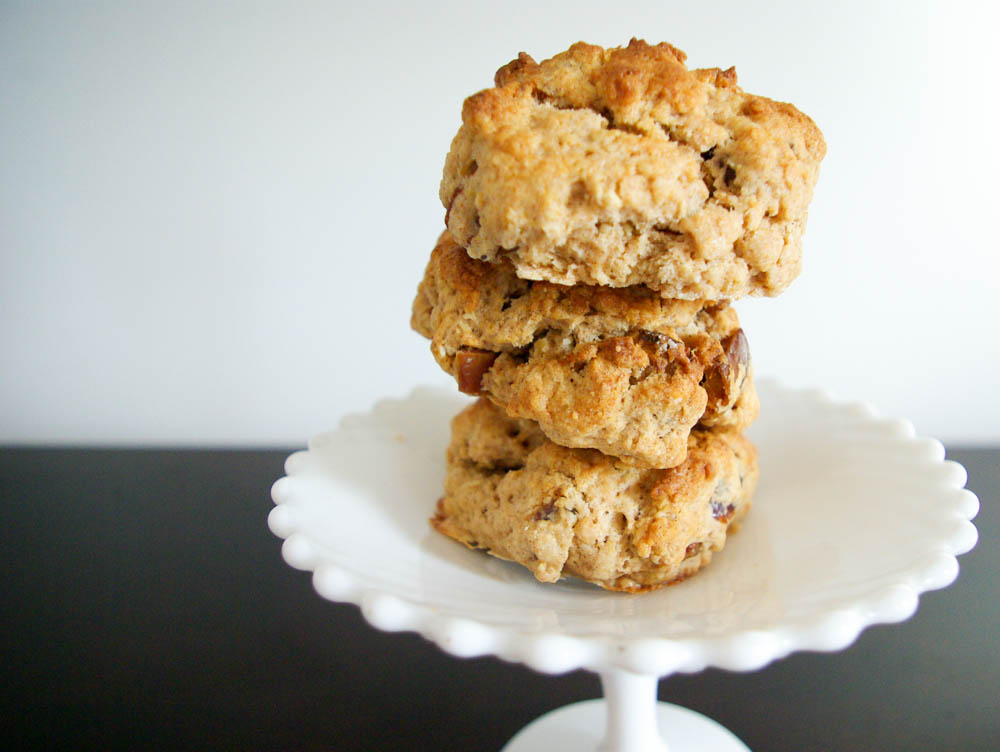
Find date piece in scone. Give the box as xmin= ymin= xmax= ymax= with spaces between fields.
xmin=412 ymin=231 xmax=757 ymax=469
xmin=433 ymin=399 xmax=758 ymax=592
xmin=441 ymin=39 xmax=825 ymax=300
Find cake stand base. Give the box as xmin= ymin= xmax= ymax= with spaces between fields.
xmin=502 ymin=670 xmax=750 ymax=752
xmin=502 ymin=699 xmax=750 ymax=752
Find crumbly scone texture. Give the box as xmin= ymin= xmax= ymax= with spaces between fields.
xmin=412 ymin=232 xmax=757 ymax=468
xmin=433 ymin=399 xmax=758 ymax=592
xmin=440 ymin=39 xmax=825 ymax=300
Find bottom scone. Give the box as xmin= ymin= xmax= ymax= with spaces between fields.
xmin=433 ymin=399 xmax=758 ymax=592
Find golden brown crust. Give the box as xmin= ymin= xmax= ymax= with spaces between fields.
xmin=412 ymin=231 xmax=757 ymax=468
xmin=440 ymin=39 xmax=825 ymax=300
xmin=432 ymin=399 xmax=758 ymax=592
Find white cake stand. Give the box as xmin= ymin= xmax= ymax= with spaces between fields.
xmin=268 ymin=380 xmax=978 ymax=751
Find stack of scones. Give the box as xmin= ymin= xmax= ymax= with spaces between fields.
xmin=412 ymin=40 xmax=825 ymax=592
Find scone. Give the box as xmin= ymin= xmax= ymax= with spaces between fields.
xmin=441 ymin=39 xmax=825 ymax=300
xmin=412 ymin=231 xmax=758 ymax=468
xmin=433 ymin=399 xmax=758 ymax=592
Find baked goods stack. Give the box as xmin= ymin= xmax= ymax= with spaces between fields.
xmin=412 ymin=40 xmax=824 ymax=592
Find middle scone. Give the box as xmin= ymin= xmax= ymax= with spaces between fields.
xmin=412 ymin=231 xmax=758 ymax=469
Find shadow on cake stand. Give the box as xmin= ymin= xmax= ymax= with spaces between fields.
xmin=268 ymin=381 xmax=978 ymax=751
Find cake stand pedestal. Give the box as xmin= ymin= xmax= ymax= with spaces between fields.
xmin=268 ymin=381 xmax=978 ymax=751
xmin=503 ymin=669 xmax=748 ymax=751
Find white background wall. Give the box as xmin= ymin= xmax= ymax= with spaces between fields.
xmin=2 ymin=0 xmax=997 ymax=446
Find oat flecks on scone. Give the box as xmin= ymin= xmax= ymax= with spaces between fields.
xmin=433 ymin=399 xmax=758 ymax=592
xmin=440 ymin=39 xmax=826 ymax=300
xmin=412 ymin=231 xmax=758 ymax=468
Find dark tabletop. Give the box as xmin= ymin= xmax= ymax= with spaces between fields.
xmin=1 ymin=447 xmax=996 ymax=751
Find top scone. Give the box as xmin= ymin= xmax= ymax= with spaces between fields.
xmin=441 ymin=39 xmax=825 ymax=300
